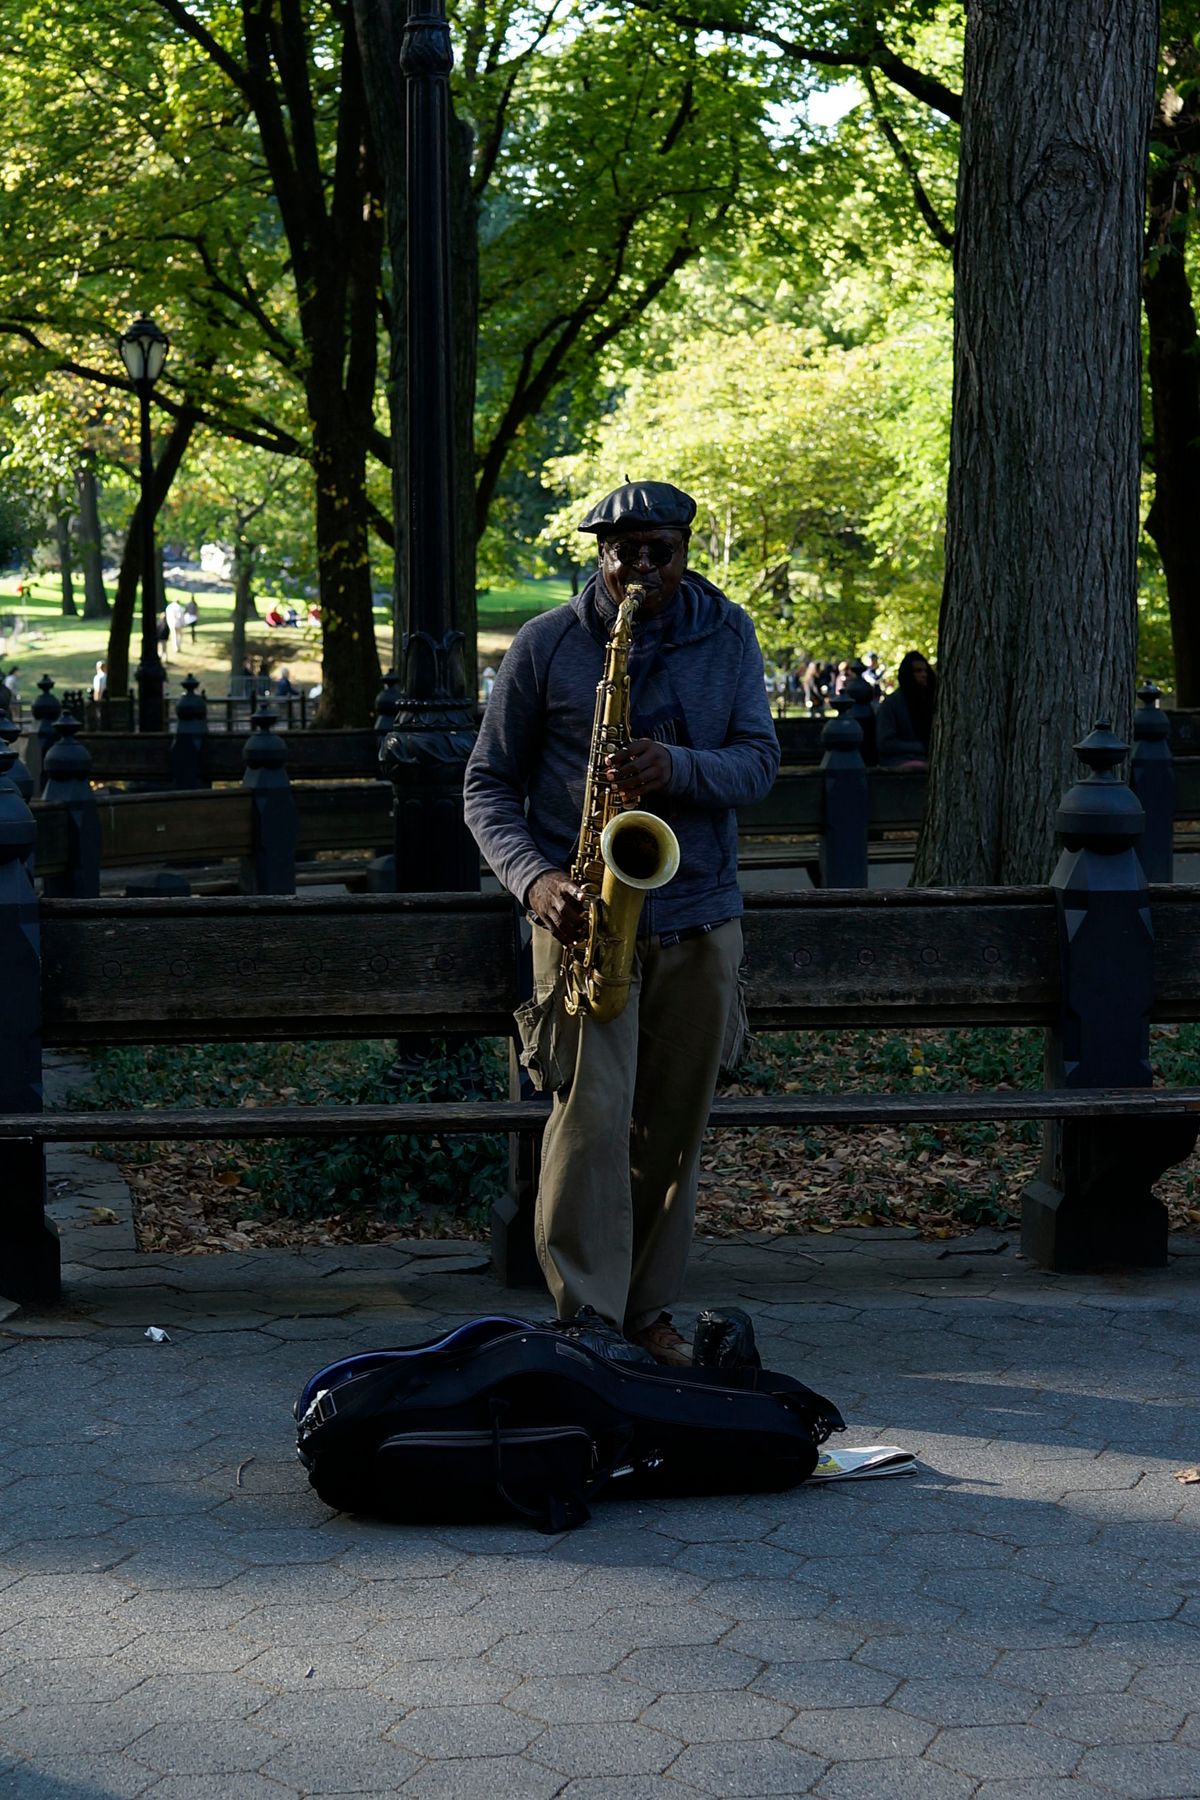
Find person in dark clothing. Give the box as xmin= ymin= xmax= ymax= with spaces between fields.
xmin=876 ymin=651 xmax=937 ymax=769
xmin=463 ymin=480 xmax=778 ymax=1365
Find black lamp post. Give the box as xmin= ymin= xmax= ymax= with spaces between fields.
xmin=118 ymin=313 xmax=170 ymax=733
xmin=379 ymin=0 xmax=479 ymax=892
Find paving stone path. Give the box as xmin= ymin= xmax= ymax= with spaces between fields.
xmin=4 ymin=1122 xmax=1200 ymax=1797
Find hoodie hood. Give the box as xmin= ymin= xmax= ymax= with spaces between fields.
xmin=571 ymin=570 xmax=731 ymax=650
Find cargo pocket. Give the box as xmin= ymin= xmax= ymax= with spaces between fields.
xmin=719 ymin=968 xmax=750 ymax=1080
xmin=514 ymin=979 xmax=578 ymax=1094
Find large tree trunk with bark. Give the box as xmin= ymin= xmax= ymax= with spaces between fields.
xmin=229 ymin=543 xmax=256 ymax=680
xmin=75 ymin=455 xmax=108 ymax=620
xmin=914 ymin=0 xmax=1158 ymax=886
xmin=55 ymin=513 xmax=76 ymax=617
xmin=309 ymin=406 xmax=380 ymax=725
xmin=105 ymin=409 xmax=197 ymax=696
xmin=1143 ymin=70 xmax=1200 ymax=705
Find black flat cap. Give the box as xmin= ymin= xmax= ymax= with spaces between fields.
xmin=578 ymin=480 xmax=697 ymax=536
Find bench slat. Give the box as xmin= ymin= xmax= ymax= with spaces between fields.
xmin=6 ymin=1087 xmax=1200 ymax=1141
xmin=40 ymin=892 xmax=520 ymax=1044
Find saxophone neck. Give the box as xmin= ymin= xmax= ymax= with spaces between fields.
xmin=613 ymin=582 xmax=644 ymax=647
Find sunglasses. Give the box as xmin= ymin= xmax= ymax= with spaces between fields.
xmin=607 ymin=538 xmax=680 ymax=568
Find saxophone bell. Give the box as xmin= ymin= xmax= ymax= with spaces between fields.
xmin=561 ymin=577 xmax=681 ymax=1023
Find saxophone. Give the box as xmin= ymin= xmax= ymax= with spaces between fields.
xmin=562 ymin=581 xmax=681 ymax=1023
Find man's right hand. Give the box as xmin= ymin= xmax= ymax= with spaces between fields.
xmin=527 ymin=870 xmax=588 ymax=944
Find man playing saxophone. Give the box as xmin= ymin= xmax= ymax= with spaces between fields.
xmin=463 ymin=482 xmax=780 ymax=1364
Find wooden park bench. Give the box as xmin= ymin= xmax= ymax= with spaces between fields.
xmin=3 ymin=723 xmax=1200 ymax=1310
xmin=16 ymin=681 xmax=1196 ymax=898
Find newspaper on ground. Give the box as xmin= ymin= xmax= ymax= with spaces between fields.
xmin=811 ymin=1444 xmax=917 ymax=1480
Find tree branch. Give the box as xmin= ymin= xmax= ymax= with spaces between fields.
xmin=631 ymin=3 xmax=962 ymax=122
xmin=151 ymin=0 xmax=254 ymax=96
xmin=862 ymin=69 xmax=954 ymax=252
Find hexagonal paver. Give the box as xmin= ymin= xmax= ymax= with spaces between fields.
xmin=261 ymin=1737 xmax=424 ymax=1793
xmin=754 ymin=1660 xmax=899 ymax=1711
xmin=400 ymin=1754 xmax=566 ymax=1799
xmin=814 ymin=1757 xmax=976 ymax=1799
xmin=373 ymin=1657 xmax=522 ymax=1708
xmin=927 ymin=1725 xmax=1082 ymax=1780
xmin=617 ymin=1645 xmax=759 ymax=1693
xmin=639 ymin=1689 xmax=792 ymax=1741
xmin=527 ymin=1721 xmax=680 ymax=1779
xmin=993 ymin=1647 xmax=1138 ymax=1694
xmin=667 ymin=1737 xmax=827 ymax=1795
xmin=0 ymin=1753 xmax=159 ymax=1798
xmin=505 ymin=1675 xmax=654 ymax=1723
xmin=782 ymin=1705 xmax=935 ymax=1761
xmin=1031 ymin=1692 xmax=1185 ymax=1743
xmin=388 ymin=1702 xmax=541 ymax=1758
xmin=598 ymin=1604 xmax=726 ymax=1645
xmin=891 ymin=1677 xmax=1037 ymax=1728
xmin=486 ymin=1633 xmax=629 ymax=1677
xmin=122 ymin=1718 xmax=278 ymax=1775
xmin=1074 ymin=1742 xmax=1200 ymax=1797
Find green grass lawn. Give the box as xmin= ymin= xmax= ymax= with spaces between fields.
xmin=0 ymin=571 xmax=393 ymax=703
xmin=477 ymin=576 xmax=571 ymax=633
xmin=0 ymin=568 xmax=568 ymax=708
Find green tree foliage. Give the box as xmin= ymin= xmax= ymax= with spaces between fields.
xmin=544 ymin=287 xmax=949 ymax=663
xmin=0 ymin=0 xmax=381 ymax=721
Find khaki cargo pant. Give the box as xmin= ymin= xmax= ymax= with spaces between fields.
xmin=523 ymin=919 xmax=744 ymax=1335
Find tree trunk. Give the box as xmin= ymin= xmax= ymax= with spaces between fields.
xmin=309 ymin=407 xmax=380 ymax=725
xmin=914 ymin=0 xmax=1158 ymax=886
xmin=75 ymin=456 xmax=108 ymax=620
xmin=1143 ymin=80 xmax=1200 ymax=705
xmin=105 ymin=409 xmax=198 ymax=696
xmin=230 ymin=543 xmax=255 ymax=679
xmin=55 ymin=513 xmax=76 ymax=617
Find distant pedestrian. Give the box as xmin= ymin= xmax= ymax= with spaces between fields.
xmin=91 ymin=660 xmax=107 ymax=702
xmin=165 ymin=599 xmax=187 ymax=657
xmin=183 ymin=598 xmax=199 ymax=644
xmin=876 ymin=651 xmax=937 ymax=770
xmin=274 ymin=668 xmax=297 ymax=698
xmin=257 ymin=657 xmax=271 ymax=696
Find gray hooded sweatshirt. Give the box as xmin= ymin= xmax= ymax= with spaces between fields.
xmin=463 ymin=571 xmax=780 ymax=936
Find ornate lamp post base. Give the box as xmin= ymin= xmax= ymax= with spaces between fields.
xmin=381 ymin=630 xmax=479 ymax=892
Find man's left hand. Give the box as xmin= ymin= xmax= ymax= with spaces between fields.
xmin=606 ymin=738 xmax=672 ymax=799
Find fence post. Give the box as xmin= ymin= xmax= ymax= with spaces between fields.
xmin=241 ymin=707 xmax=297 ymax=895
xmin=1021 ymin=723 xmax=1198 ymax=1270
xmin=26 ymin=674 xmax=61 ymax=791
xmin=845 ymin=672 xmax=879 ymax=767
xmin=374 ymin=668 xmax=401 ymax=739
xmin=40 ymin=716 xmax=100 ymax=900
xmin=1131 ymin=680 xmax=1174 ymax=883
xmin=170 ymin=674 xmax=210 ymax=791
xmin=0 ymin=711 xmax=34 ymax=808
xmin=818 ymin=695 xmax=869 ymax=888
xmin=0 ymin=727 xmax=58 ymax=1304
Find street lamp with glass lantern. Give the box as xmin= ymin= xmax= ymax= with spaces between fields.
xmin=118 ymin=313 xmax=170 ymax=732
